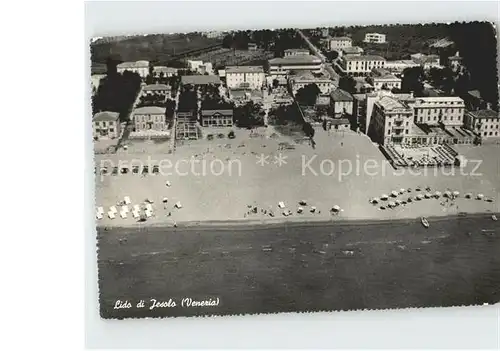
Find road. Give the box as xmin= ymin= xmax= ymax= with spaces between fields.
xmin=97 ymin=213 xmax=500 ymax=318
xmin=296 ymin=29 xmax=340 ymax=85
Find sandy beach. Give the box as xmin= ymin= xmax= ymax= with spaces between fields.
xmin=94 ymin=127 xmax=500 ymax=227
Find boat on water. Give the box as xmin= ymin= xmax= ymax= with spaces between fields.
xmin=492 ymin=215 xmax=498 ymax=221
xmin=421 ymin=217 xmax=430 ymax=228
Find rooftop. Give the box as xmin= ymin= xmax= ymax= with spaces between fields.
xmin=377 ymin=96 xmax=409 ymax=111
xmin=153 ymin=66 xmax=177 ymax=73
xmin=269 ymin=54 xmax=322 ymax=65
xmin=467 ymin=109 xmax=499 ymax=119
xmin=143 ymin=84 xmax=171 ymax=91
xmin=181 ymin=75 xmax=222 ymax=85
xmin=330 ymin=118 xmax=350 ymax=125
xmin=201 ymin=109 xmax=233 ymax=116
xmin=344 ymin=55 xmax=386 ymax=62
xmin=330 ymin=36 xmax=352 ymax=41
xmin=133 ymin=106 xmax=166 ymax=115
xmin=330 ymin=89 xmax=354 ymax=102
xmin=290 ymin=71 xmax=331 ymax=81
xmin=285 ymin=48 xmax=309 ymax=52
xmin=93 ymin=111 xmax=119 ymax=122
xmin=412 ymin=96 xmax=464 ymax=104
xmin=225 ymin=66 xmax=264 ymax=74
xmin=430 ymin=38 xmax=454 ymax=48
xmin=467 ymin=90 xmax=481 ymax=99
xmin=342 ymin=46 xmax=363 ymax=54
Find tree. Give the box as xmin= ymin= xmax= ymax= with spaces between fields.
xmin=272 ymin=79 xmax=279 ymax=89
xmin=324 ymin=51 xmax=339 ymax=62
xmin=338 ymin=76 xmax=357 ymax=95
xmin=401 ymin=66 xmax=424 ymax=96
xmin=233 ymin=101 xmax=265 ymax=128
xmin=295 ymin=84 xmax=321 ymax=106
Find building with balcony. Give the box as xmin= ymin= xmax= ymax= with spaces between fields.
xmin=116 ymin=60 xmax=149 ymax=78
xmin=369 ymin=68 xmax=402 ymax=91
xmin=339 ymin=55 xmax=386 ymax=76
xmin=363 ymin=33 xmax=386 ymax=44
xmin=465 ymin=109 xmax=500 ymax=139
xmin=93 ymin=111 xmax=121 ymax=140
xmin=370 ymin=96 xmax=413 ymax=145
xmin=225 ymin=66 xmax=265 ymax=90
xmin=409 ymin=96 xmax=465 ymax=127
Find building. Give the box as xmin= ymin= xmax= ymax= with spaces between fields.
xmin=362 ymin=91 xmax=415 ymax=134
xmin=200 ymin=109 xmax=234 ymax=127
xmin=152 ymin=66 xmax=177 ymax=77
xmin=329 ymin=37 xmax=352 ymax=51
xmin=465 ymin=109 xmax=500 ymax=139
xmin=93 ymin=111 xmax=121 ymax=139
xmin=363 ymin=33 xmax=386 ymax=44
xmin=370 ymin=68 xmax=402 ymax=91
xmin=116 ymin=60 xmax=149 ymax=78
xmin=326 ymin=117 xmax=351 ymax=131
xmin=284 ymin=48 xmax=310 ymax=57
xmin=225 ymin=66 xmax=265 ymax=90
xmin=339 ymin=55 xmax=386 ymax=76
xmin=448 ymin=51 xmax=462 ymax=72
xmin=181 ymin=75 xmax=222 ymax=86
xmin=340 ymin=46 xmax=364 ymax=57
xmin=131 ymin=106 xmax=167 ymax=132
xmin=370 ymin=96 xmax=414 ymax=145
xmin=330 ymin=89 xmax=354 ymax=117
xmin=409 ymin=96 xmax=465 ymax=127
xmin=142 ymin=84 xmax=171 ymax=96
xmin=288 ymin=71 xmax=335 ymax=95
xmin=91 ymin=74 xmax=106 ymax=95
xmin=268 ymin=54 xmax=323 ymax=77
xmin=384 ymin=60 xmax=419 ymax=74
xmin=410 ymin=53 xmax=441 ymax=69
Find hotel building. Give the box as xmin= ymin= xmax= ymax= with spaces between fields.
xmin=131 ymin=106 xmax=167 ymax=132
xmin=93 ymin=111 xmax=121 ymax=139
xmin=117 ymin=60 xmax=149 ymax=78
xmin=370 ymin=96 xmax=414 ymax=145
xmin=409 ymin=96 xmax=465 ymax=127
xmin=288 ymin=71 xmax=335 ymax=95
xmin=339 ymin=55 xmax=386 ymax=76
xmin=465 ymin=109 xmax=500 ymax=139
xmin=329 ymin=37 xmax=352 ymax=51
xmin=268 ymin=54 xmax=323 ymax=77
xmin=363 ymin=33 xmax=386 ymax=44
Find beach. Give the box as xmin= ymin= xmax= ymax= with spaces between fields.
xmin=94 ymin=127 xmax=500 ymax=227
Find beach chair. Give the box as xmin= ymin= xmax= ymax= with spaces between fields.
xmin=96 ymin=212 xmax=103 ymax=220
xmin=121 ymin=205 xmax=129 ymax=213
xmin=278 ymin=201 xmax=285 ymax=209
xmin=175 ymin=201 xmax=182 ymax=209
xmin=120 ymin=211 xmax=128 ymax=219
xmin=109 ymin=206 xmax=118 ymax=214
xmin=145 ymin=203 xmax=153 ymax=212
xmin=97 ymin=206 xmax=104 ymax=215
xmin=124 ymin=196 xmax=131 ymax=205
xmin=108 ymin=211 xmax=116 ymax=219
xmin=132 ymin=210 xmax=140 ymax=219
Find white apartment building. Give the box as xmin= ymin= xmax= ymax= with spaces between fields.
xmin=409 ymin=96 xmax=465 ymax=127
xmin=371 ymin=96 xmax=414 ymax=145
xmin=340 ymin=55 xmax=386 ymax=76
xmin=363 ymin=33 xmax=386 ymax=44
xmin=268 ymin=54 xmax=323 ymax=77
xmin=225 ymin=66 xmax=265 ymax=90
xmin=288 ymin=72 xmax=335 ymax=95
xmin=153 ymin=66 xmax=177 ymax=77
xmin=117 ymin=60 xmax=149 ymax=78
xmin=364 ymin=91 xmax=415 ymax=134
xmin=329 ymin=37 xmax=352 ymax=51
xmin=284 ymin=48 xmax=310 ymax=57
xmin=465 ymin=109 xmax=500 ymax=139
xmin=131 ymin=106 xmax=167 ymax=132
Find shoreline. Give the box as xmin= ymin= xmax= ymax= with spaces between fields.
xmin=96 ymin=211 xmax=499 ymax=232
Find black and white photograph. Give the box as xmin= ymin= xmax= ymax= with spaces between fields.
xmin=91 ymin=20 xmax=499 ymax=319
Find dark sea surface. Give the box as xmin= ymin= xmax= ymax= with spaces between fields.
xmin=97 ymin=214 xmax=500 ymax=319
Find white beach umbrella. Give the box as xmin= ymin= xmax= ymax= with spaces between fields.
xmin=425 ymin=193 xmax=432 ymax=199
xmin=310 ymin=206 xmax=317 ymax=213
xmin=388 ymin=201 xmax=396 ymax=208
xmin=379 ymin=206 xmax=386 ymax=210
xmin=110 ymin=205 xmax=118 ymax=214
xmin=162 ymin=197 xmax=168 ymax=203
xmin=133 ymin=204 xmax=140 ymax=212
xmin=124 ymin=196 xmax=131 ymax=205
xmin=465 ymin=193 xmax=472 ymax=199
xmin=417 ymin=194 xmax=424 ymax=200
xmin=108 ymin=211 xmax=116 ymax=219
xmin=391 ymin=190 xmax=399 ymax=197
xmin=297 ymin=207 xmax=303 ymax=213
xmin=278 ymin=201 xmax=285 ymax=209
xmin=435 ymin=191 xmax=442 ymax=198
xmin=332 ymin=205 xmax=341 ymax=212
xmin=381 ymin=194 xmax=389 ymax=200
xmin=166 ymin=181 xmax=172 ymax=187
xmin=146 ymin=203 xmax=153 ymax=212
xmin=120 ymin=211 xmax=127 ymax=219
xmin=121 ymin=205 xmax=129 ymax=213
xmin=132 ymin=210 xmax=140 ymax=219
xmin=145 ymin=209 xmax=152 ymax=218
xmin=407 ymin=197 xmax=413 ymax=203
xmin=97 ymin=206 xmax=104 ymax=215
xmin=372 ymin=197 xmax=379 ymax=204
xmin=477 ymin=193 xmax=484 ymax=200
xmin=96 ymin=212 xmax=103 ymax=220
xmin=444 ymin=190 xmax=452 ymax=198
xmin=175 ymin=201 xmax=183 ymax=209
xmin=453 ymin=191 xmax=460 ymax=197
xmin=399 ymin=188 xmax=406 ymax=194
xmin=396 ymin=199 xmax=402 ymax=205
